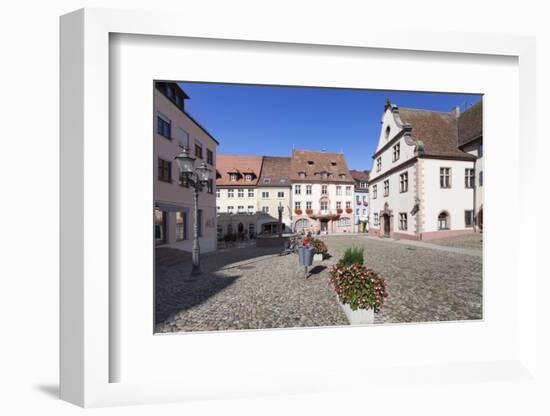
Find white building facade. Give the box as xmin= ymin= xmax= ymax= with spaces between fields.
xmin=350 ymin=170 xmax=370 ymax=233
xmin=368 ymin=99 xmax=481 ymax=240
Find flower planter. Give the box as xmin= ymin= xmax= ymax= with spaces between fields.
xmin=313 ymin=253 xmax=323 ymax=262
xmin=337 ymin=298 xmax=374 ymax=325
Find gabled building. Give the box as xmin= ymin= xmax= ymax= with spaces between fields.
xmin=256 ymin=156 xmax=292 ymax=233
xmin=290 ymin=149 xmax=355 ymax=234
xmin=457 ymin=100 xmax=483 ymax=231
xmin=349 ymin=169 xmax=370 ymax=232
xmin=154 ymin=82 xmax=219 ymax=253
xmin=215 ymin=154 xmax=263 ymax=239
xmin=368 ymin=98 xmax=482 ymax=240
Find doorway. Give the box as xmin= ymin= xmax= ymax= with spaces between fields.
xmin=383 ymin=214 xmax=390 ymax=237
xmin=320 ymin=220 xmax=328 ymax=234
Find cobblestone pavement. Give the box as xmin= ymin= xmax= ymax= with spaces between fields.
xmin=155 ymin=234 xmax=482 ymax=333
xmin=425 ymin=233 xmax=483 ymax=250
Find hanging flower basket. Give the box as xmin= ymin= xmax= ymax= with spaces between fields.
xmin=345 ymin=207 xmax=353 ymax=214
xmin=294 ymin=208 xmax=302 ymax=215
xmin=336 ymin=208 xmax=343 ymax=214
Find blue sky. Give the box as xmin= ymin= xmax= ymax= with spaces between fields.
xmin=179 ymin=82 xmax=481 ymax=171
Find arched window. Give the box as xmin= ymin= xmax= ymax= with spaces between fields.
xmin=295 ymin=218 xmax=309 ymax=232
xmin=338 ymin=217 xmax=351 ymax=226
xmin=438 ymin=211 xmax=450 ymax=230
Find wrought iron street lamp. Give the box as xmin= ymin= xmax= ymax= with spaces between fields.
xmin=277 ymin=202 xmax=284 ymax=237
xmin=175 ymin=148 xmax=212 ymax=278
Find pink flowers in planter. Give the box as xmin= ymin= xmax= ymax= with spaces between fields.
xmin=329 ymin=253 xmax=388 ymax=312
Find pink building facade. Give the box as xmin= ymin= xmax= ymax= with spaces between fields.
xmin=154 ymin=82 xmax=219 ymax=253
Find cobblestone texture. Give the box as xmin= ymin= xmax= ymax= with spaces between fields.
xmin=156 ymin=234 xmax=482 ymax=333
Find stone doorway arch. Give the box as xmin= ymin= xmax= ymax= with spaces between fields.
xmin=380 ymin=202 xmax=393 ymax=238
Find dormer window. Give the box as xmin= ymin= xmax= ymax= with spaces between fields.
xmin=307 ymin=160 xmax=314 ymax=165
xmin=244 ymin=174 xmax=252 ymax=182
xmin=230 ymin=173 xmax=238 ymax=182
xmin=298 ymin=171 xmax=306 ymax=178
xmin=339 ymin=173 xmax=346 ymax=179
xmin=331 ymin=161 xmax=337 ymax=166
xmin=263 ymin=178 xmax=271 ymax=184
xmin=320 ymin=171 xmax=328 ymax=180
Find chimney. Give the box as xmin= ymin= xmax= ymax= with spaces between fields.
xmin=453 ymin=106 xmax=460 ymax=118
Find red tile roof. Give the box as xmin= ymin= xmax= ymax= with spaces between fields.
xmin=290 ymin=149 xmax=354 ymax=184
xmin=398 ymin=107 xmax=477 ymax=159
xmin=258 ymin=156 xmax=292 ymax=187
xmin=458 ymin=100 xmax=483 ymax=147
xmin=215 ymin=154 xmax=263 ymax=186
xmin=349 ymin=169 xmax=370 ymax=182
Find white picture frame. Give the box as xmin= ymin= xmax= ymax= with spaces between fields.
xmin=60 ymin=8 xmax=539 ymax=408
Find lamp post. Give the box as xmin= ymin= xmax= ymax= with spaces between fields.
xmin=277 ymin=202 xmax=284 ymax=237
xmin=175 ymin=148 xmax=212 ymax=279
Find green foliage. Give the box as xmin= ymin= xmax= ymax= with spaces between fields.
xmin=339 ymin=246 xmax=364 ymax=266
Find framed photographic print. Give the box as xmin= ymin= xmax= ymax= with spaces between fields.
xmin=60 ymin=7 xmax=538 ymax=408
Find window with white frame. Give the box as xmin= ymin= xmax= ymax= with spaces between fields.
xmin=295 ymin=201 xmax=301 ymax=210
xmin=248 ymin=188 xmax=254 ymax=198
xmin=216 ymin=189 xmax=220 ymax=198
xmin=346 ymin=201 xmax=351 ymax=209
xmin=262 ymin=191 xmax=269 ymax=198
xmin=278 ymin=191 xmax=284 ymax=198
xmin=336 ymin=186 xmax=342 ymax=196
xmin=465 ymin=168 xmax=475 ymax=188
xmin=306 ymin=201 xmax=312 ymax=209
xmin=393 ymin=143 xmax=400 ymax=162
xmin=237 ymin=188 xmax=244 ymax=198
xmin=295 ymin=185 xmax=301 ymax=195
xmin=227 ymin=206 xmax=234 ymax=214
xmin=244 ymin=173 xmax=252 ymax=182
xmin=230 ymin=173 xmax=238 ymax=182
xmin=237 ymin=205 xmax=244 ymax=213
xmin=321 ymin=185 xmax=328 ymax=195
xmin=374 ymin=213 xmax=379 ymax=226
xmin=384 ymin=180 xmax=389 ymax=196
xmin=262 ymin=206 xmax=269 ymax=213
xmin=440 ymin=167 xmax=451 ymax=188
xmin=399 ymin=213 xmax=407 ymax=230
xmin=336 ymin=201 xmax=342 ymax=209
xmin=320 ymin=201 xmax=328 ymax=211
xmin=356 ymin=208 xmax=360 ymax=215
xmin=373 ymin=185 xmax=377 ymax=199
xmin=228 ymin=189 xmax=234 ymax=198
xmin=345 ymin=186 xmax=351 ymax=196
xmin=248 ymin=205 xmax=254 ymax=213
xmin=399 ymin=172 xmax=408 ymax=193
xmin=306 ymin=185 xmax=312 ymax=195
xmin=376 ymin=157 xmax=382 ymax=172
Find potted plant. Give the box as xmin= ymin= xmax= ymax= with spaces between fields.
xmin=336 ymin=207 xmax=343 ymax=214
xmin=329 ymin=247 xmax=388 ymax=324
xmin=311 ymin=237 xmax=328 ymax=261
xmin=345 ymin=207 xmax=353 ymax=214
xmin=295 ymin=208 xmax=303 ymax=215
